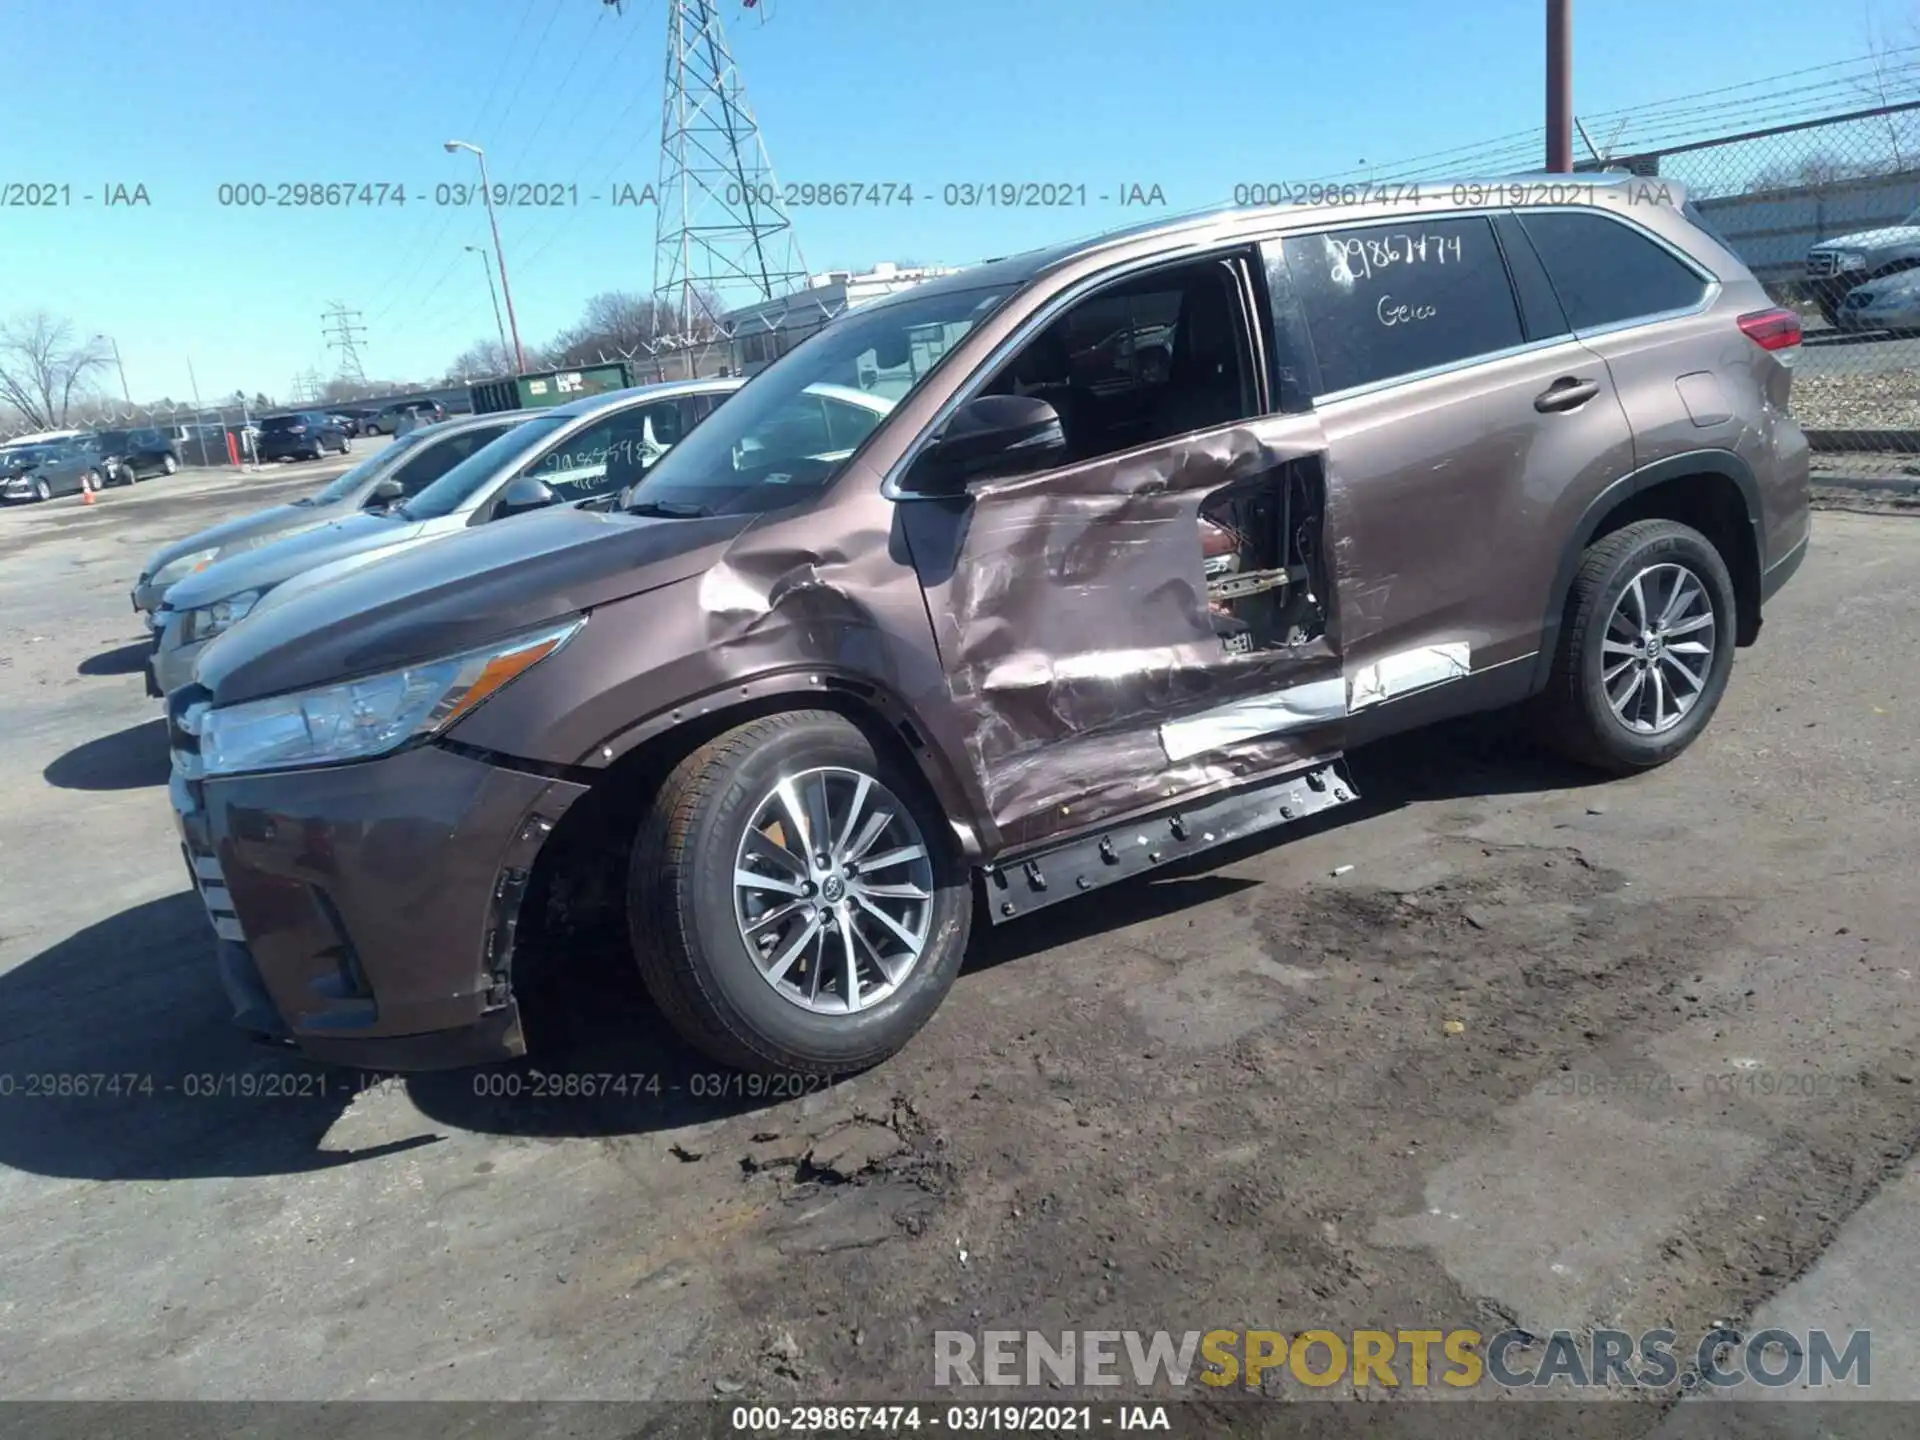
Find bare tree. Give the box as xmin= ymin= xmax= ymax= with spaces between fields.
xmin=1855 ymin=6 xmax=1912 ymax=171
xmin=444 ymin=340 xmax=518 ymax=382
xmin=0 ymin=312 xmax=111 ymax=430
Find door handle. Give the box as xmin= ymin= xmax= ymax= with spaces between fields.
xmin=1535 ymin=377 xmax=1601 ymax=412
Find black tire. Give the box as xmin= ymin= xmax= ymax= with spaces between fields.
xmin=82 ymin=469 xmax=101 ymax=493
xmin=628 ymin=709 xmax=973 ymax=1075
xmin=1534 ymin=519 xmax=1737 ymax=775
xmin=161 ymin=454 xmax=178 ymax=475
xmin=338 ymin=435 xmax=351 ymax=454
xmin=33 ymin=478 xmax=51 ymax=502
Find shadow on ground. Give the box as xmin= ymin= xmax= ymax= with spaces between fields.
xmin=76 ymin=641 xmax=152 ymax=677
xmin=42 ymin=718 xmax=168 ymax=791
xmin=0 ymin=717 xmax=1608 ymax=1177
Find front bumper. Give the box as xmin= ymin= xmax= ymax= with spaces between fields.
xmin=169 ymin=740 xmax=589 ymax=1070
xmin=150 ymin=620 xmax=208 ymax=699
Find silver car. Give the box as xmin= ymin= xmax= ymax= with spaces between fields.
xmin=149 ymin=377 xmax=765 ymax=698
xmin=1832 ymin=267 xmax=1920 ymax=335
xmin=131 ymin=413 xmax=535 ymax=626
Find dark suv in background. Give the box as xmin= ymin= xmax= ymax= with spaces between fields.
xmin=254 ymin=412 xmax=351 ymax=462
xmin=93 ymin=428 xmax=183 ymax=483
xmin=171 ymin=179 xmax=1809 ymax=1079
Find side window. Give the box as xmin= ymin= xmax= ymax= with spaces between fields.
xmin=980 ymin=256 xmax=1259 ymax=466
xmin=394 ymin=426 xmax=505 ymax=496
xmin=1517 ymin=211 xmax=1710 ymax=330
xmin=822 ymin=396 xmax=882 ymax=452
xmin=754 ymin=394 xmax=834 ymax=458
xmin=1283 ymin=215 xmax=1524 ymax=393
xmin=523 ymin=404 xmax=669 ymax=500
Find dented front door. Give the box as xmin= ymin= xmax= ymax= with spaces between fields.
xmin=902 ymin=413 xmax=1347 ymax=853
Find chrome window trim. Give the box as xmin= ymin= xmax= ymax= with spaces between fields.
xmin=881 ymin=237 xmax=1273 ymax=500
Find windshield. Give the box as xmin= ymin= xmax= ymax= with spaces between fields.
xmin=624 ymin=282 xmax=1015 ymax=516
xmin=399 ymin=415 xmax=568 ymax=519
xmin=304 ymin=430 xmax=430 ymax=505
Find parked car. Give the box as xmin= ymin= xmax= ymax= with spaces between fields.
xmin=364 ymin=399 xmax=447 ymax=435
xmin=254 ymin=412 xmax=351 ymax=462
xmin=131 ymin=413 xmax=539 ymax=632
xmin=1804 ymin=203 xmax=1920 ymax=327
xmin=149 ymin=377 xmax=757 ymax=697
xmin=169 ymin=179 xmax=1810 ymax=1078
xmin=1832 ymin=267 xmax=1920 ymax=336
xmin=0 ymin=436 xmax=111 ymax=501
xmin=326 ymin=411 xmax=364 ymax=438
xmin=92 ymin=427 xmax=183 ymax=483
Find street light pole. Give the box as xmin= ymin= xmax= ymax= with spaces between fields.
xmin=465 ymin=244 xmax=511 ymax=367
xmin=94 ymin=333 xmax=131 ymax=404
xmin=445 ymin=141 xmax=526 ymax=373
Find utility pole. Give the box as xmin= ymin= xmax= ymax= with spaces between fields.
xmin=445 ymin=141 xmax=526 ymax=373
xmin=465 ymin=244 xmax=511 ymax=367
xmin=321 ymin=302 xmax=369 ymax=382
xmin=93 ymin=334 xmax=131 ymax=404
xmin=1546 ymin=0 xmax=1573 ymax=173
xmin=643 ymin=0 xmax=808 ymax=342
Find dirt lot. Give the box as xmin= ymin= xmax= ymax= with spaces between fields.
xmin=0 ymin=472 xmax=1916 ymax=1432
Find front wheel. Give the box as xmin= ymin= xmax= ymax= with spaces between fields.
xmin=1534 ymin=519 xmax=1737 ymax=774
xmin=33 ymin=478 xmax=51 ymax=502
xmin=628 ymin=709 xmax=973 ymax=1075
xmin=161 ymin=454 xmax=178 ymax=475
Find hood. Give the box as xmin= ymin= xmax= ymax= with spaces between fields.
xmin=163 ymin=510 xmax=421 ymax=611
xmin=196 ymin=502 xmax=756 ymax=706
xmin=142 ymin=500 xmax=353 ymax=581
xmin=1814 ymin=225 xmax=1920 ymax=252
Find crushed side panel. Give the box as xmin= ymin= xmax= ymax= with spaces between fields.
xmin=942 ymin=420 xmax=1343 ymax=844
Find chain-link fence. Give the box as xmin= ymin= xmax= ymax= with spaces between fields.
xmin=1599 ymin=100 xmax=1920 ymax=476
xmin=0 ymin=401 xmax=271 ymax=470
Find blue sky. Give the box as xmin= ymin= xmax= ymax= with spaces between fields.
xmin=0 ymin=0 xmax=1905 ymax=406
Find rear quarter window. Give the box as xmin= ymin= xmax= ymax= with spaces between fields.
xmin=1281 ymin=214 xmax=1524 ymax=393
xmin=1516 ymin=211 xmax=1711 ymax=331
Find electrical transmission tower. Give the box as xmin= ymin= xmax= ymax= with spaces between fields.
xmin=646 ymin=0 xmax=809 ymax=342
xmin=321 ymin=302 xmax=369 ymax=382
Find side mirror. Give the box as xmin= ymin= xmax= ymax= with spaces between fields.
xmin=494 ymin=474 xmax=557 ymax=518
xmin=366 ymin=477 xmax=404 ymax=508
xmin=905 ymin=394 xmax=1066 ymax=495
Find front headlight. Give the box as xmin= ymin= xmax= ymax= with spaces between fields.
xmin=198 ymin=617 xmax=582 ymax=777
xmin=152 ymin=546 xmax=221 ymax=587
xmin=1840 ymin=252 xmax=1869 ymax=271
xmin=180 ymin=588 xmax=263 ymax=645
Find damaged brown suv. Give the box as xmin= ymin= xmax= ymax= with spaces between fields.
xmin=170 ymin=178 xmax=1811 ymax=1075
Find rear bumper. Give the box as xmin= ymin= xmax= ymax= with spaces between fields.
xmin=170 ymin=744 xmax=590 ymax=1071
xmin=1761 ymin=527 xmax=1810 ymax=605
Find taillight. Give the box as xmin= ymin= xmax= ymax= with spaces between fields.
xmin=1738 ymin=307 xmax=1802 ymax=351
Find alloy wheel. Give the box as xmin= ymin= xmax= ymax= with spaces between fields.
xmin=1601 ymin=562 xmax=1717 ymax=735
xmin=731 ymin=766 xmax=935 ymax=1015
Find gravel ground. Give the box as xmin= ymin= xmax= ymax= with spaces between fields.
xmin=0 ymin=479 xmax=1917 ymax=1435
xmin=1791 ymin=366 xmax=1920 ymax=432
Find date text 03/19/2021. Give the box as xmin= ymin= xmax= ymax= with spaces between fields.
xmin=1231 ymin=179 xmax=1677 ymax=208
xmin=726 ymin=1404 xmax=1174 ymax=1433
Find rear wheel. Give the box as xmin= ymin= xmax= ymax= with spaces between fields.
xmin=1535 ymin=519 xmax=1736 ymax=774
xmin=628 ymin=709 xmax=972 ymax=1075
xmin=82 ymin=469 xmax=101 ymax=493
xmin=161 ymin=454 xmax=178 ymax=475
